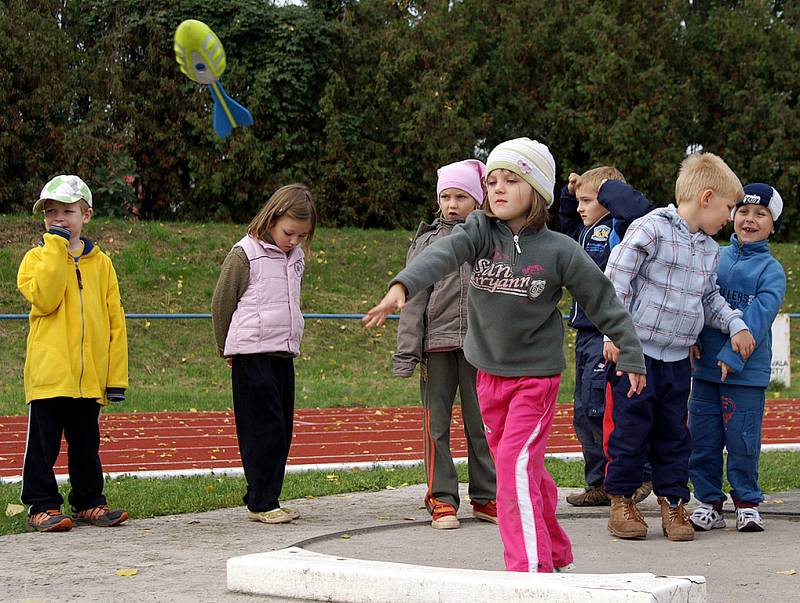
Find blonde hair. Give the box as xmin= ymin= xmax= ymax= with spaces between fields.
xmin=575 ymin=166 xmax=626 ymax=195
xmin=41 ymin=199 xmax=92 ymax=213
xmin=675 ymin=153 xmax=743 ymax=206
xmin=483 ymin=175 xmax=548 ymax=231
xmin=247 ymin=184 xmax=317 ymax=251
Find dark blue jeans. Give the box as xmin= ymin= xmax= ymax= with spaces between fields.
xmin=688 ymin=379 xmax=765 ymax=506
xmin=573 ymin=329 xmax=607 ymax=487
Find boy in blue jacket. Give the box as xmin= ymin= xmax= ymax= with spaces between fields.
xmin=559 ymin=167 xmax=653 ymax=506
xmin=688 ymin=183 xmax=786 ymax=533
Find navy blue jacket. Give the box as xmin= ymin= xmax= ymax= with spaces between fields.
xmin=693 ymin=235 xmax=786 ymax=387
xmin=559 ymin=180 xmax=652 ymax=330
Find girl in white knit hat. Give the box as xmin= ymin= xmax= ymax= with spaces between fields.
xmin=366 ymin=138 xmax=646 ymax=573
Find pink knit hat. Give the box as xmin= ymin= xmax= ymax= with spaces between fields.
xmin=436 ymin=159 xmax=487 ymax=206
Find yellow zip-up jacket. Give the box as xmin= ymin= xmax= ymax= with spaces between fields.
xmin=17 ymin=232 xmax=128 ymax=404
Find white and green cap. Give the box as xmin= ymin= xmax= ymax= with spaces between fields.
xmin=33 ymin=175 xmax=92 ymax=213
xmin=486 ymin=137 xmax=556 ymax=207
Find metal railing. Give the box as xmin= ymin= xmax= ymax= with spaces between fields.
xmin=0 ymin=313 xmax=401 ymax=320
xmin=3 ymin=313 xmax=800 ymax=321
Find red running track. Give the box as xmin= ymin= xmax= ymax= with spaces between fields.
xmin=1 ymin=400 xmax=799 ymax=479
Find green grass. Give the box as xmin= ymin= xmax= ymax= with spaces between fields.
xmin=3 ymin=215 xmax=800 ymax=414
xmin=3 ymin=451 xmax=798 ymax=536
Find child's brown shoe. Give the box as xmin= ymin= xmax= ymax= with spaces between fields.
xmin=566 ymin=485 xmax=610 ymax=507
xmin=608 ymin=495 xmax=648 ymax=539
xmin=658 ymin=497 xmax=694 ymax=541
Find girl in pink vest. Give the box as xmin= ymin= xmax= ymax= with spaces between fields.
xmin=212 ymin=184 xmax=316 ymax=524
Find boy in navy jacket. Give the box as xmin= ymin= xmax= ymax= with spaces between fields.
xmin=688 ymin=183 xmax=786 ymax=533
xmin=558 ymin=167 xmax=652 ymax=507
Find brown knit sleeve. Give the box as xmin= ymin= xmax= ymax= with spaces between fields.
xmin=211 ymin=246 xmax=250 ymax=356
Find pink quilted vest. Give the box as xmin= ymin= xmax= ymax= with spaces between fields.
xmin=223 ymin=235 xmax=305 ymax=357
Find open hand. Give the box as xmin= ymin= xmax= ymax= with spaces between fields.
xmin=621 ymin=371 xmax=646 ymax=398
xmin=363 ymin=283 xmax=407 ymax=329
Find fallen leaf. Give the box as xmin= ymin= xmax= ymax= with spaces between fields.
xmin=115 ymin=568 xmax=139 ymax=577
xmin=385 ymin=485 xmax=396 ymax=490
xmin=776 ymin=570 xmax=796 ymax=576
xmin=403 ymin=516 xmax=416 ymax=521
xmin=5 ymin=503 xmax=24 ymax=517
xmin=340 ymin=534 xmax=351 ymax=539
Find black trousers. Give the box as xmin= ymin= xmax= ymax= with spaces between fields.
xmin=21 ymin=398 xmax=107 ymax=515
xmin=231 ymin=353 xmax=295 ymax=512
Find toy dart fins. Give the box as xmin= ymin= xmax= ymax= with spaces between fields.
xmin=174 ymin=19 xmax=253 ymax=139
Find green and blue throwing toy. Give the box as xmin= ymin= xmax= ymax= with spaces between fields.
xmin=174 ymin=19 xmax=253 ymax=139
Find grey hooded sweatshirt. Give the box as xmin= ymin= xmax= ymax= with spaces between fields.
xmin=391 ymin=211 xmax=646 ymax=377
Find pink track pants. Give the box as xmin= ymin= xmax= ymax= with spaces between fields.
xmin=476 ymin=372 xmax=573 ymax=573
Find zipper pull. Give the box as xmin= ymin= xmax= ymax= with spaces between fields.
xmin=513 ymin=235 xmax=521 ymax=254
xmin=74 ymin=257 xmax=83 ymax=290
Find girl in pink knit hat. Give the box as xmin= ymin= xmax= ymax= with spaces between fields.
xmin=392 ymin=159 xmax=497 ymax=530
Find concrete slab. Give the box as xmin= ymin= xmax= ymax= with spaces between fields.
xmin=227 ymin=546 xmax=707 ymax=603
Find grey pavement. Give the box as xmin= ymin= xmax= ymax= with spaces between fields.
xmin=1 ymin=484 xmax=798 ymax=602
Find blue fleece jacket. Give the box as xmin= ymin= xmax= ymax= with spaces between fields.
xmin=693 ymin=235 xmax=786 ymax=387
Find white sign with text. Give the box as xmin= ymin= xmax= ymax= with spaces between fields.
xmin=770 ymin=313 xmax=791 ymax=387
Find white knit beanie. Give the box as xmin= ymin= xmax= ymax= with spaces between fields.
xmin=485 ymin=138 xmax=556 ymax=207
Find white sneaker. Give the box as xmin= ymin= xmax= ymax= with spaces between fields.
xmin=555 ymin=562 xmax=576 ymax=573
xmin=689 ymin=503 xmax=726 ymax=531
xmin=736 ymin=507 xmax=764 ymax=532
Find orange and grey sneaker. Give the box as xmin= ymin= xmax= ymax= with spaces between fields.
xmin=471 ymin=499 xmax=498 ymax=524
xmin=27 ymin=509 xmax=73 ymax=532
xmin=431 ymin=502 xmax=460 ymax=529
xmin=73 ymin=505 xmax=128 ymax=527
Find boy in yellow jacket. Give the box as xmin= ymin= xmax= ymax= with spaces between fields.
xmin=17 ymin=175 xmax=129 ymax=532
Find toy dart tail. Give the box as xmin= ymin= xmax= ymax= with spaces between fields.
xmin=174 ymin=19 xmax=253 ymax=139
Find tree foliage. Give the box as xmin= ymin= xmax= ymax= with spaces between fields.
xmin=1 ymin=0 xmax=799 ymax=238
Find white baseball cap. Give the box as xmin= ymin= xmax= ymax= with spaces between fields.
xmin=32 ymin=175 xmax=93 ymax=213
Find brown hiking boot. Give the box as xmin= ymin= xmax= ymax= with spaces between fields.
xmin=566 ymin=485 xmax=611 ymax=507
xmin=658 ymin=497 xmax=695 ymax=542
xmin=608 ymin=495 xmax=648 ymax=539
xmin=632 ymin=481 xmax=653 ymax=504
